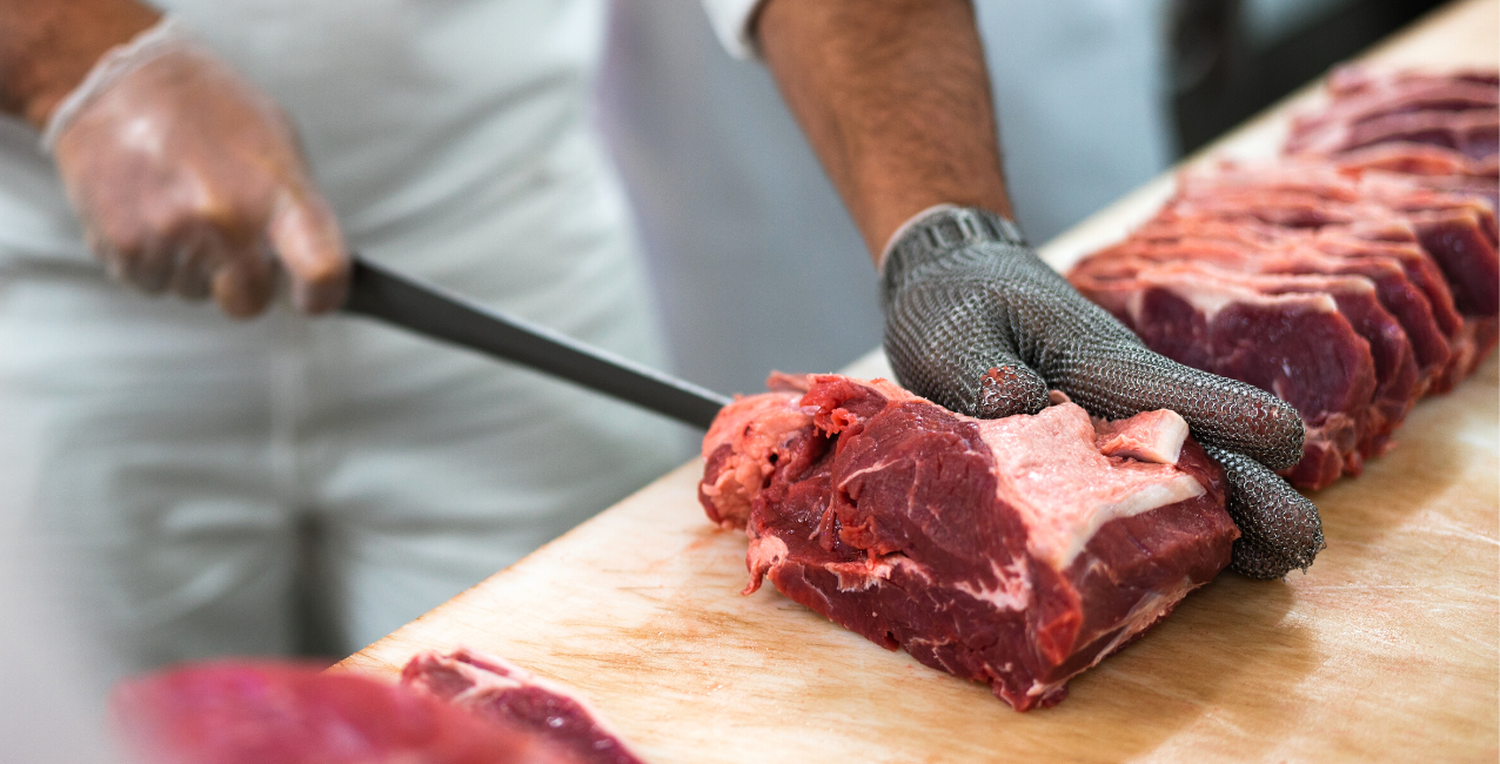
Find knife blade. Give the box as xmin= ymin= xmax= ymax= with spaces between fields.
xmin=341 ymin=255 xmax=732 ymax=430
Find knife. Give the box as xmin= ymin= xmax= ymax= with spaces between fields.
xmin=341 ymin=255 xmax=733 ymax=430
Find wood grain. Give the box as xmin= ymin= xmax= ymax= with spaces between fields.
xmin=340 ymin=2 xmax=1500 ymax=760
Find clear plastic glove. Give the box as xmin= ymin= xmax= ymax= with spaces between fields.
xmin=880 ymin=205 xmax=1324 ymax=579
xmin=44 ymin=18 xmax=347 ymax=317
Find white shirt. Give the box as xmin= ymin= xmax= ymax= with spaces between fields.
xmin=600 ymin=0 xmax=1174 ymax=395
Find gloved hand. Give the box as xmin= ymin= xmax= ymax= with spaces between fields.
xmin=43 ymin=17 xmax=348 ymax=317
xmin=881 ymin=205 xmax=1324 ymax=579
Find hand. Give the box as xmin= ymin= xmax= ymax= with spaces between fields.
xmin=45 ymin=19 xmax=348 ymax=317
xmin=880 ymin=206 xmax=1324 ymax=579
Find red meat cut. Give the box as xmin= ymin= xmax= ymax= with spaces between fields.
xmin=1286 ymin=67 xmax=1500 ymax=161
xmin=403 ymin=649 xmax=647 ymax=764
xmin=1066 ymin=68 xmax=1499 ymax=491
xmin=1123 ymin=217 xmax=1456 ymax=392
xmin=699 ymin=374 xmax=1237 ymax=711
xmin=111 ymin=654 xmax=645 ymax=764
xmin=1167 ymin=162 xmax=1499 ymax=316
xmin=111 ymin=662 xmax=574 ymax=764
xmin=1069 ymin=261 xmax=1390 ymax=489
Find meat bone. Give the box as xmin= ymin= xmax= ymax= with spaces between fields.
xmin=342 ymin=255 xmax=732 ymax=430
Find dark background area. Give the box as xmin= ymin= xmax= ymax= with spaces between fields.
xmin=1171 ymin=0 xmax=1448 ymax=155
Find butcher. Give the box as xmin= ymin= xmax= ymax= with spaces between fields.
xmin=0 ymin=0 xmax=1317 ymax=684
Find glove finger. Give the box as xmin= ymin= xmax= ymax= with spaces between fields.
xmin=1202 ymin=443 xmax=1326 ymax=579
xmin=210 ymin=245 xmax=276 ymax=319
xmin=974 ymin=361 xmax=1049 ymax=419
xmin=1058 ymin=345 xmax=1305 ymax=470
xmin=885 ymin=287 xmax=1048 ymax=418
xmin=269 ymin=192 xmax=349 ymax=314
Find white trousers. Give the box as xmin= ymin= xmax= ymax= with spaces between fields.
xmin=0 ymin=256 xmax=693 ymax=679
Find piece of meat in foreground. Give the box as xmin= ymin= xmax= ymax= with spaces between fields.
xmin=699 ymin=374 xmax=1237 ymax=711
xmin=403 ymin=648 xmax=646 ymax=764
xmin=112 ymin=652 xmax=645 ymax=764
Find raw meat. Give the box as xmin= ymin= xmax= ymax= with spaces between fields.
xmin=1169 ymin=163 xmax=1499 ymax=315
xmin=403 ymin=649 xmax=647 ymax=764
xmin=111 ymin=661 xmax=575 ymax=764
xmin=699 ymin=374 xmax=1236 ymax=711
xmin=1070 ymin=264 xmax=1381 ymax=489
xmin=1124 ymin=217 xmax=1456 ymax=391
xmin=1064 ymin=67 xmax=1499 ymax=492
xmin=1332 ymin=144 xmax=1498 ymax=209
xmin=110 ymin=654 xmax=644 ymax=764
xmin=1286 ymin=67 xmax=1500 ymax=160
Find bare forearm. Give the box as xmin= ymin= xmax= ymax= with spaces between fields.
xmin=0 ymin=0 xmax=160 ymax=127
xmin=758 ymin=0 xmax=1011 ymax=261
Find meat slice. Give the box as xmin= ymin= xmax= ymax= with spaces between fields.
xmin=1070 ymin=265 xmax=1378 ymax=489
xmin=1332 ymin=144 xmax=1499 ymax=209
xmin=1111 ymin=221 xmax=1450 ymax=394
xmin=1168 ymin=166 xmax=1500 ymax=317
xmin=1308 ymin=224 xmax=1465 ymax=329
xmin=1334 ymin=142 xmax=1497 ymax=176
xmin=1144 ymin=213 xmax=1467 ymax=357
xmin=1287 ymin=67 xmax=1500 ymax=160
xmin=1073 ymin=255 xmax=1416 ymax=466
xmin=699 ymin=374 xmax=1236 ymax=711
xmin=111 ymin=661 xmax=575 ymax=764
xmin=698 ymin=372 xmax=822 ymax=530
xmin=1323 ymin=67 xmax=1500 ymax=97
xmin=1292 ymin=108 xmax=1499 ymax=160
xmin=1301 ymin=225 xmax=1486 ymax=381
xmin=403 ymin=649 xmax=646 ymax=764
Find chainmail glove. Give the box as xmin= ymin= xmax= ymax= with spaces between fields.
xmin=880 ymin=206 xmax=1324 ymax=579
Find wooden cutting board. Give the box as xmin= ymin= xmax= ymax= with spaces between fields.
xmin=339 ymin=2 xmax=1500 ymax=761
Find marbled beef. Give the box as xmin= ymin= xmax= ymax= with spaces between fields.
xmin=699 ymin=374 xmax=1236 ymax=711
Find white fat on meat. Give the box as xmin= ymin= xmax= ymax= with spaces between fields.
xmin=823 ymin=553 xmax=933 ymax=593
xmin=977 ymin=403 xmax=1207 ymax=571
xmin=953 ymin=558 xmax=1034 ymax=612
xmin=1095 ymin=409 xmax=1191 ymax=465
xmin=1125 ymin=267 xmax=1342 ymax=323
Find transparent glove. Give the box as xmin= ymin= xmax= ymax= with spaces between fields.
xmin=880 ymin=205 xmax=1324 ymax=578
xmin=43 ymin=18 xmax=347 ymax=317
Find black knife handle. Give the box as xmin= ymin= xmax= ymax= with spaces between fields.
xmin=342 ymin=256 xmax=731 ymax=430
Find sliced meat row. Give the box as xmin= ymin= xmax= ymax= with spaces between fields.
xmin=1067 ymin=68 xmax=1499 ymax=491
xmin=1074 ymin=254 xmax=1402 ymax=488
xmin=1285 ymin=67 xmax=1500 ymax=163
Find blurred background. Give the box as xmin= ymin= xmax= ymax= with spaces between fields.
xmin=598 ymin=0 xmax=1446 ymax=398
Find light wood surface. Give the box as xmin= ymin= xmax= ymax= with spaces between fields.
xmin=340 ymin=2 xmax=1500 ymax=761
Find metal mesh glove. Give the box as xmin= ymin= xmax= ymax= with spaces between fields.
xmin=881 ymin=206 xmax=1323 ymax=579
xmin=44 ymin=16 xmax=348 ymax=318
xmin=1202 ymin=444 xmax=1327 ymax=578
